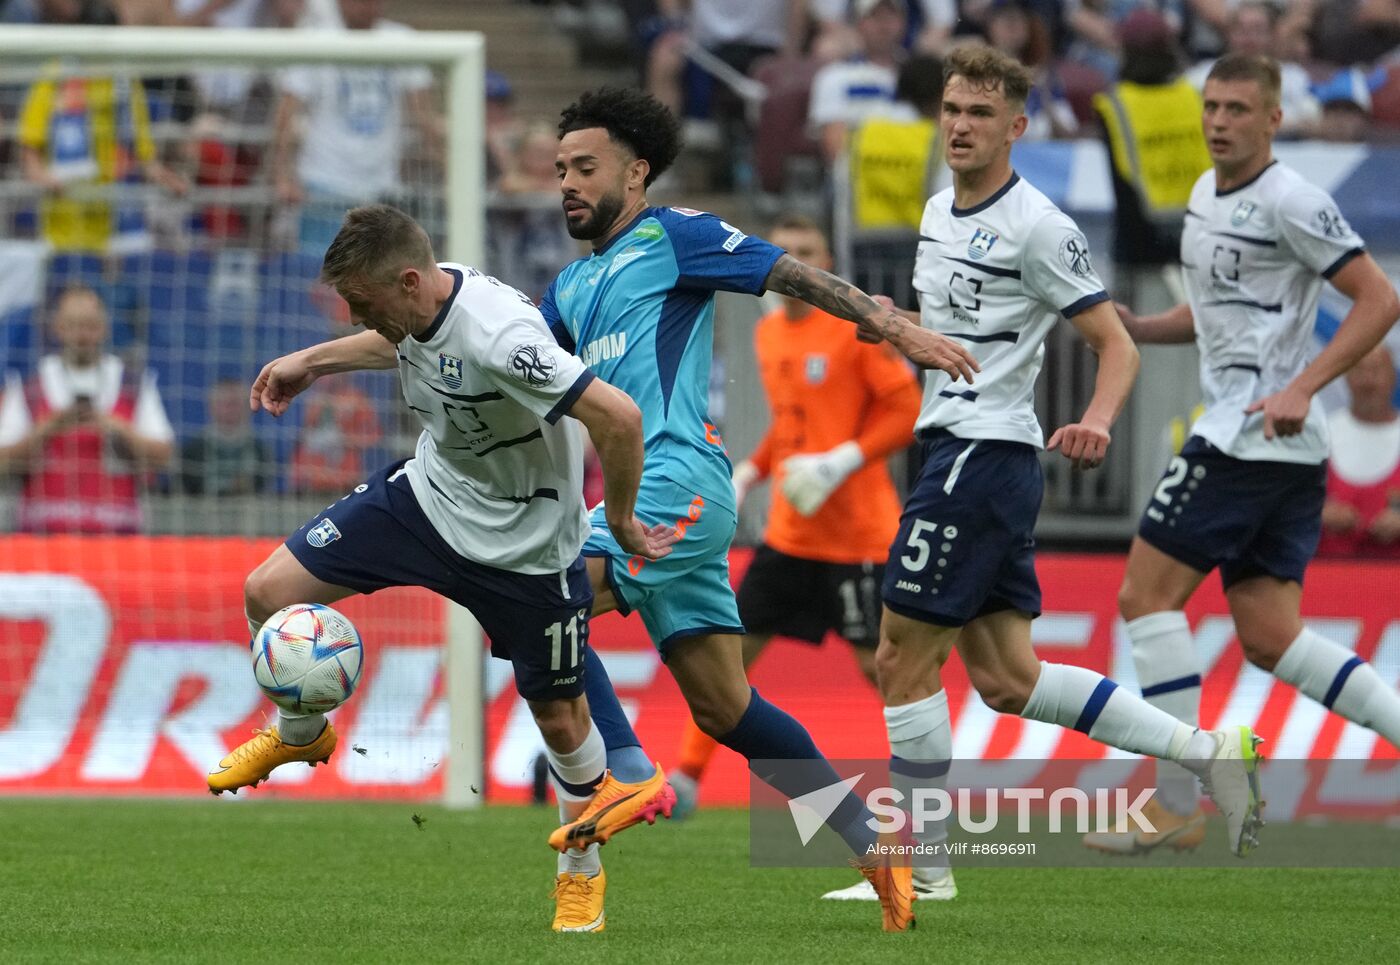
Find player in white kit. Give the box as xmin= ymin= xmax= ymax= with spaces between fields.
xmin=206 ymin=208 xmax=676 ymax=926
xmin=871 ymin=47 xmax=1266 ymax=879
xmin=1085 ymin=54 xmax=1400 ymax=855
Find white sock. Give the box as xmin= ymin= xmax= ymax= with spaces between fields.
xmin=547 ymin=721 xmax=606 ymax=877
xmin=247 ymin=612 xmax=263 ymax=643
xmin=1021 ymin=661 xmax=1196 ymax=760
xmin=884 ymin=691 xmax=952 ymax=888
xmin=276 ymin=710 xmax=326 ymax=745
xmin=1275 ymin=627 xmax=1400 ymax=749
xmin=1127 ymin=612 xmax=1202 ymax=815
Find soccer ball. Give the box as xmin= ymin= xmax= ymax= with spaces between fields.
xmin=252 ymin=603 xmax=363 ymax=715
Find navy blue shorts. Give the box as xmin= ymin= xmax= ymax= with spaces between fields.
xmin=286 ymin=460 xmax=594 ymax=702
xmin=882 ymin=430 xmax=1043 ymax=627
xmin=1137 ymin=436 xmax=1326 ymax=588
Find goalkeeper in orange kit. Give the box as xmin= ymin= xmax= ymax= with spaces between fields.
xmin=671 ymin=213 xmax=921 ymax=817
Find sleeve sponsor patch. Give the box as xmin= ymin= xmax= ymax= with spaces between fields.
xmin=1058 ymin=232 xmax=1093 ymax=277
xmin=507 ymin=344 xmax=558 ymax=387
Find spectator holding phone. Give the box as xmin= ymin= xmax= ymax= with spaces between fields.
xmin=0 ymin=285 xmax=174 ymax=533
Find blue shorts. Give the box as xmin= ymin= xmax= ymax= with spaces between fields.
xmin=286 ymin=460 xmax=594 ymax=702
xmin=584 ymin=474 xmax=744 ymax=654
xmin=883 ymin=430 xmax=1043 ymax=627
xmin=1137 ymin=436 xmax=1326 ymax=588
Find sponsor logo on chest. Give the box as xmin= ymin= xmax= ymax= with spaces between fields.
xmin=804 ymin=354 xmax=828 ymax=384
xmin=581 ymin=331 xmax=628 ymax=368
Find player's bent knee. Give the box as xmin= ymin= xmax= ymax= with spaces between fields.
xmin=1236 ymin=629 xmax=1285 ymax=672
xmin=243 ymin=562 xmax=286 ymax=625
xmin=528 ymin=697 xmax=588 ymax=751
xmin=969 ymin=666 xmax=1029 ymax=715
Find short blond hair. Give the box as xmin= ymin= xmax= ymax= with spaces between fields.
xmin=1207 ymin=53 xmax=1282 ymax=108
xmin=321 ymin=204 xmax=436 ymax=290
xmin=944 ymin=43 xmax=1033 ymax=109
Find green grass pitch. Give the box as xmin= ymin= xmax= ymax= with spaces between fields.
xmin=2 ymin=799 xmax=1397 ymax=964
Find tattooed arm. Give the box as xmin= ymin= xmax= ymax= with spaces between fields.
xmin=764 ymin=253 xmax=979 ymax=382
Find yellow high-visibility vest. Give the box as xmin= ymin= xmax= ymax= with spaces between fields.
xmin=1094 ymin=78 xmax=1210 ymax=224
xmin=849 ymin=116 xmax=939 ymax=231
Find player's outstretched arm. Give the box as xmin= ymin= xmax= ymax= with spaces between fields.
xmin=250 ymin=330 xmax=398 ymax=416
xmin=763 ymin=254 xmax=980 ymax=382
xmin=1115 ymin=301 xmax=1196 ymax=344
xmin=1246 ymin=253 xmax=1400 ymax=439
xmin=1047 ymin=300 xmax=1140 ymax=470
xmin=568 ymin=378 xmax=679 ymax=561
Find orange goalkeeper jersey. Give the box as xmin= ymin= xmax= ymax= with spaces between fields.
xmin=750 ymin=305 xmax=920 ymax=564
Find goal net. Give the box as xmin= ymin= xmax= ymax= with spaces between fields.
xmin=0 ymin=25 xmax=485 ymax=806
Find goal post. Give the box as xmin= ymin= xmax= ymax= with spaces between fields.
xmin=0 ymin=25 xmax=486 ymax=809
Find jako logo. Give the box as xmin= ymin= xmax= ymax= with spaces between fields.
xmin=786 ymin=774 xmax=1157 ymax=845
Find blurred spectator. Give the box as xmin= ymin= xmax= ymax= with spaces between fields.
xmin=498 ymin=121 xmax=564 ymax=196
xmin=179 ymin=377 xmax=273 ymax=496
xmin=1092 ymin=10 xmax=1209 ymax=305
xmin=645 ymin=0 xmax=800 ymax=119
xmin=1312 ymin=0 xmax=1400 ymax=68
xmin=1311 ymin=66 xmax=1387 ymax=142
xmin=271 ymin=0 xmax=444 ymax=256
xmin=808 ymin=0 xmax=957 ymax=58
xmin=1184 ymin=2 xmax=1319 ymax=137
xmin=3 ymin=0 xmax=115 ymax=25
xmin=0 ymin=285 xmax=174 ymax=533
xmin=847 ymin=53 xmax=942 ymax=232
xmin=289 ymin=376 xmax=381 ymax=495
xmin=982 ymin=0 xmax=1078 ymax=138
xmin=485 ymin=70 xmax=519 ymax=190
xmin=809 ymin=0 xmax=908 ymax=163
xmin=488 ymin=122 xmax=582 ymax=301
xmin=1319 ymin=344 xmax=1400 ymax=558
xmin=17 ymin=18 xmax=190 ymax=252
xmin=1065 ymin=0 xmax=1230 ymax=79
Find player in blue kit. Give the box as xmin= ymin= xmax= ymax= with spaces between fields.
xmin=539 ymin=87 xmax=980 ymax=933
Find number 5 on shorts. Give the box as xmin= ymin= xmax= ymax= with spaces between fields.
xmin=901 ymin=520 xmax=940 ymax=572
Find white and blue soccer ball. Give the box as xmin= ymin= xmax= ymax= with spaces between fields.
xmin=252 ymin=603 xmax=363 ymax=715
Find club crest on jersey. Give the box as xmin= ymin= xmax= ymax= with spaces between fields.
xmin=1230 ymin=201 xmax=1257 ymax=227
xmin=439 ymin=353 xmax=464 ymax=389
xmin=967 ymin=228 xmax=998 ymax=260
xmin=306 ymin=518 xmax=342 ymax=547
xmin=804 ymin=354 xmax=828 ymax=384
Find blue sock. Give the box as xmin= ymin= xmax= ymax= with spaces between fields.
xmin=582 ymin=646 xmax=656 ymax=782
xmin=718 ymin=688 xmax=878 ymax=855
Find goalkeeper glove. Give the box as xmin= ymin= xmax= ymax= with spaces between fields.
xmin=780 ymin=441 xmax=864 ymax=516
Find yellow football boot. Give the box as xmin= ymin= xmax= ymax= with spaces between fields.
xmin=551 ymin=868 xmax=606 ymax=933
xmin=207 ymin=723 xmax=337 ymax=795
xmin=548 ymin=765 xmax=676 ymax=852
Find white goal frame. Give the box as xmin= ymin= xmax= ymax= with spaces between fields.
xmin=0 ymin=24 xmax=488 ymax=810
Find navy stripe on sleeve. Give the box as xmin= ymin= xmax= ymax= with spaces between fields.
xmin=544 ymin=369 xmax=597 ymax=424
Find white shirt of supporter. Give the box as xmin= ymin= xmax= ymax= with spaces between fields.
xmin=0 ymin=355 xmax=174 ymax=448
xmin=808 ymin=58 xmax=900 ymax=135
xmin=397 ymin=264 xmax=594 ymax=575
xmin=912 ymin=173 xmax=1110 ymax=447
xmin=278 ymin=19 xmax=433 ymax=199
xmin=1327 ymin=409 xmax=1400 ymax=486
xmin=1181 ymin=162 xmax=1366 ymax=465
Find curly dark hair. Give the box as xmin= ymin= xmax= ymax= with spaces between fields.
xmin=558 ymin=87 xmax=682 ymax=187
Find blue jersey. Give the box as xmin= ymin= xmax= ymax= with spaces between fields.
xmin=540 ymin=207 xmax=783 ymax=510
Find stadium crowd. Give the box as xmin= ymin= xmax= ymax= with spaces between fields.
xmin=0 ymin=0 xmax=1397 ymax=552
